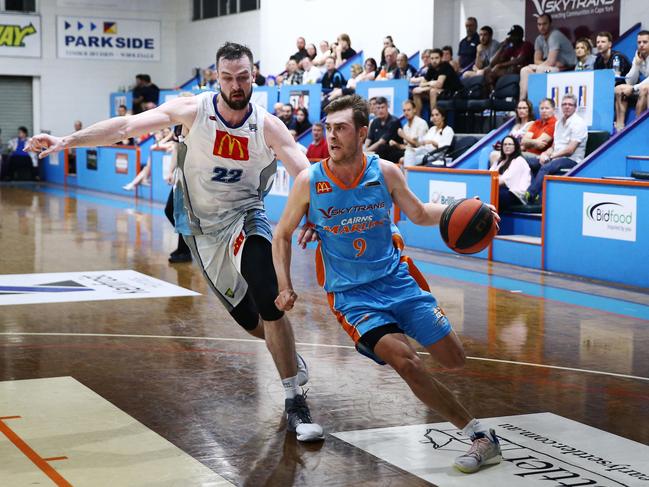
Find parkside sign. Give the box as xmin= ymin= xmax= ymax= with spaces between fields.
xmin=582 ymin=192 xmax=637 ymax=242
xmin=57 ymin=16 xmax=160 ymax=61
xmin=0 ymin=13 xmax=41 ymax=58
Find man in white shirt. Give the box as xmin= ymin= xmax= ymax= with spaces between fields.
xmin=526 ymin=94 xmax=587 ymax=203
xmin=301 ymin=57 xmax=322 ymax=84
xmin=614 ymin=30 xmax=649 ymax=130
xmin=392 ymin=99 xmax=429 ymax=165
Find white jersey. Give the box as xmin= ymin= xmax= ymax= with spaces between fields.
xmin=175 ymin=91 xmax=277 ymax=235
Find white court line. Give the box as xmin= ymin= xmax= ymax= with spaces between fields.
xmin=1 ymin=331 xmax=648 ymax=382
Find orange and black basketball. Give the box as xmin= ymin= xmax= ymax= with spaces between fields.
xmin=439 ymin=198 xmax=497 ymax=254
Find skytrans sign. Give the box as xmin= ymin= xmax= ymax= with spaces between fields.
xmin=0 ymin=13 xmax=41 ymax=58
xmin=56 ymin=16 xmax=160 ymax=61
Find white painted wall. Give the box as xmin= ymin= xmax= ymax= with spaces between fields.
xmin=258 ymin=0 xmax=434 ymax=75
xmin=0 ymin=0 xmax=177 ymax=136
xmin=174 ymin=5 xmax=261 ymax=84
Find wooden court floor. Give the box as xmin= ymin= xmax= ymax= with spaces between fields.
xmin=1 ymin=183 xmax=648 ymax=486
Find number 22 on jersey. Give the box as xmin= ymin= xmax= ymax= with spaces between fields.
xmin=212 ymin=167 xmax=243 ymax=183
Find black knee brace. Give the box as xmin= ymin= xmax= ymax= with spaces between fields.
xmin=241 ymin=235 xmax=284 ymax=322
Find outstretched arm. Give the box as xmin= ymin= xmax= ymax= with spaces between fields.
xmin=272 ymin=170 xmax=311 ymax=311
xmin=26 ymin=96 xmax=198 ymax=158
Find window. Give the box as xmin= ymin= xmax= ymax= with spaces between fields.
xmin=193 ymin=0 xmax=259 ymax=20
xmin=2 ymin=0 xmax=35 ymax=12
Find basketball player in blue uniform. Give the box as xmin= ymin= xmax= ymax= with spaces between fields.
xmin=27 ymin=43 xmax=323 ymax=442
xmin=273 ymin=94 xmax=502 ymax=472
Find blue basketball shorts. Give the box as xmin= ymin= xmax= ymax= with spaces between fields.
xmin=328 ymin=261 xmax=452 ymax=349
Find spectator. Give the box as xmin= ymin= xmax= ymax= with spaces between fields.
xmin=301 ymin=57 xmax=322 ymax=84
xmin=412 ymin=48 xmax=462 ymax=118
xmin=378 ymin=46 xmax=399 ymax=78
xmin=306 ymin=43 xmax=317 ymax=60
xmin=520 ymin=98 xmax=556 ymax=160
xmin=483 ymin=25 xmax=534 ymax=90
xmin=283 ymin=59 xmax=304 ymax=85
xmin=368 ymin=97 xmax=378 ymax=121
xmin=393 ymin=53 xmax=417 ymax=82
xmin=279 ymin=104 xmax=298 ymax=131
xmin=117 ymin=104 xmax=128 ymax=116
xmin=273 ymin=102 xmax=285 ymax=118
xmin=519 ymin=14 xmax=577 ymax=100
xmin=379 ymin=35 xmax=397 ymax=70
xmin=412 ymin=49 xmax=432 ymax=83
xmin=73 ymin=120 xmax=82 ymax=131
xmin=412 ymin=107 xmax=455 ymax=165
xmin=463 ymin=25 xmax=501 ymax=78
xmin=489 ymin=99 xmax=535 ymax=165
xmin=614 ymin=30 xmax=649 ymax=130
xmin=458 ymin=17 xmax=480 ymax=70
xmin=442 ymin=46 xmax=460 ymax=72
xmin=6 ymin=126 xmax=35 ymax=180
xmin=313 ymin=40 xmax=332 ymax=68
xmin=201 ymin=68 xmax=213 ymax=88
xmin=594 ymin=31 xmax=631 ymax=81
xmin=525 ymin=94 xmax=587 ymax=203
xmin=131 ymin=74 xmax=147 ymax=114
xmin=394 ymin=99 xmax=429 ymax=166
xmin=321 ymin=56 xmax=346 ymax=97
xmin=253 ymin=63 xmax=266 ymax=86
xmin=134 ymin=74 xmax=160 ymax=112
xmin=306 ymin=122 xmax=329 ymax=159
xmin=490 ymin=135 xmax=531 ymax=210
xmin=574 ymin=37 xmax=596 ymax=71
xmin=294 ymin=107 xmax=312 ymax=135
xmin=365 ymin=96 xmax=404 ymax=163
xmin=290 ymin=36 xmax=308 ymax=63
xmin=335 ymin=33 xmax=357 ymax=67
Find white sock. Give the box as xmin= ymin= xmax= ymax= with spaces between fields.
xmin=462 ymin=418 xmax=488 ymax=439
xmin=282 ymin=375 xmax=300 ymax=399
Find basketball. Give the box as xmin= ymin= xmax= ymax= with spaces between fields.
xmin=439 ymin=198 xmax=497 ymax=254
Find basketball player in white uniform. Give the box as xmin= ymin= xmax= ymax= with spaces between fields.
xmin=27 ymin=42 xmax=323 ymax=442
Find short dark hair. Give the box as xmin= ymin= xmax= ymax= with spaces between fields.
xmin=374 ymin=96 xmax=388 ymax=106
xmin=441 ymin=46 xmax=453 ymax=55
xmin=480 ymin=26 xmax=493 ymax=37
xmin=402 ymin=99 xmax=415 ymax=109
xmin=216 ymin=42 xmax=254 ymax=69
xmin=539 ymin=13 xmax=552 ymax=24
xmin=596 ymin=31 xmax=613 ymax=42
xmin=540 ymin=97 xmax=556 ymax=108
xmin=431 ymin=48 xmax=443 ymax=56
xmin=324 ymin=94 xmax=369 ymax=129
xmin=467 ymin=17 xmax=477 ymax=25
xmin=141 ymin=74 xmax=151 ymax=83
xmin=118 ymin=104 xmax=128 ymax=110
xmin=18 ymin=126 xmax=28 ymax=134
xmin=638 ymin=30 xmax=649 ymax=37
xmin=312 ymin=122 xmax=324 ymax=129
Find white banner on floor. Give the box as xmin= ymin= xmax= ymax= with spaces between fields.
xmin=0 ymin=270 xmax=199 ymax=306
xmin=332 ymin=413 xmax=649 ymax=486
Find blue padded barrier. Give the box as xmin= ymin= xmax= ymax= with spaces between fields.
xmin=74 ymin=146 xmax=140 ymax=196
xmin=543 ymin=175 xmax=649 ymax=287
xmin=451 ymin=118 xmax=514 ymax=170
xmin=42 ymin=154 xmax=65 ymax=185
xmin=148 ymin=148 xmax=174 ymax=203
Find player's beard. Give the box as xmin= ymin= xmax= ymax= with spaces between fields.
xmin=221 ymin=88 xmax=252 ymax=110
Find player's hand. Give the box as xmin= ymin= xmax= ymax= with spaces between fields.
xmin=25 ymin=134 xmax=66 ymax=159
xmin=473 ymin=196 xmax=501 ymax=229
xmin=297 ymin=222 xmax=318 ymax=249
xmin=275 ymin=289 xmax=298 ymax=311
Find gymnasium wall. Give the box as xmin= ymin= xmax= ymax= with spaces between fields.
xmin=0 ymin=0 xmax=178 ymax=137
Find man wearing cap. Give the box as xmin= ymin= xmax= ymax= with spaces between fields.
xmin=483 ymin=25 xmax=534 ymax=90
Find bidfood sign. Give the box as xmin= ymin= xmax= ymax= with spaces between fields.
xmin=582 ymin=192 xmax=636 ymax=242
xmin=57 ymin=16 xmax=160 ymax=61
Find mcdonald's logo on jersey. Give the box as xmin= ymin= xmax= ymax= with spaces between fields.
xmin=315 ymin=181 xmax=333 ymax=194
xmin=213 ymin=130 xmax=249 ymax=161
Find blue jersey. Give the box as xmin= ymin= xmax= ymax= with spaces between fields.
xmin=308 ymin=155 xmax=401 ymax=292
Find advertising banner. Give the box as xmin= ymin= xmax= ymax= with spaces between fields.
xmin=582 ymin=191 xmax=637 ymax=242
xmin=0 ymin=13 xmax=41 ymax=58
xmin=525 ymin=0 xmax=620 ymax=44
xmin=57 ymin=16 xmax=160 ymax=61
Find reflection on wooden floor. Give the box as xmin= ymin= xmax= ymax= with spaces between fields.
xmin=1 ymin=183 xmax=648 ymax=486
